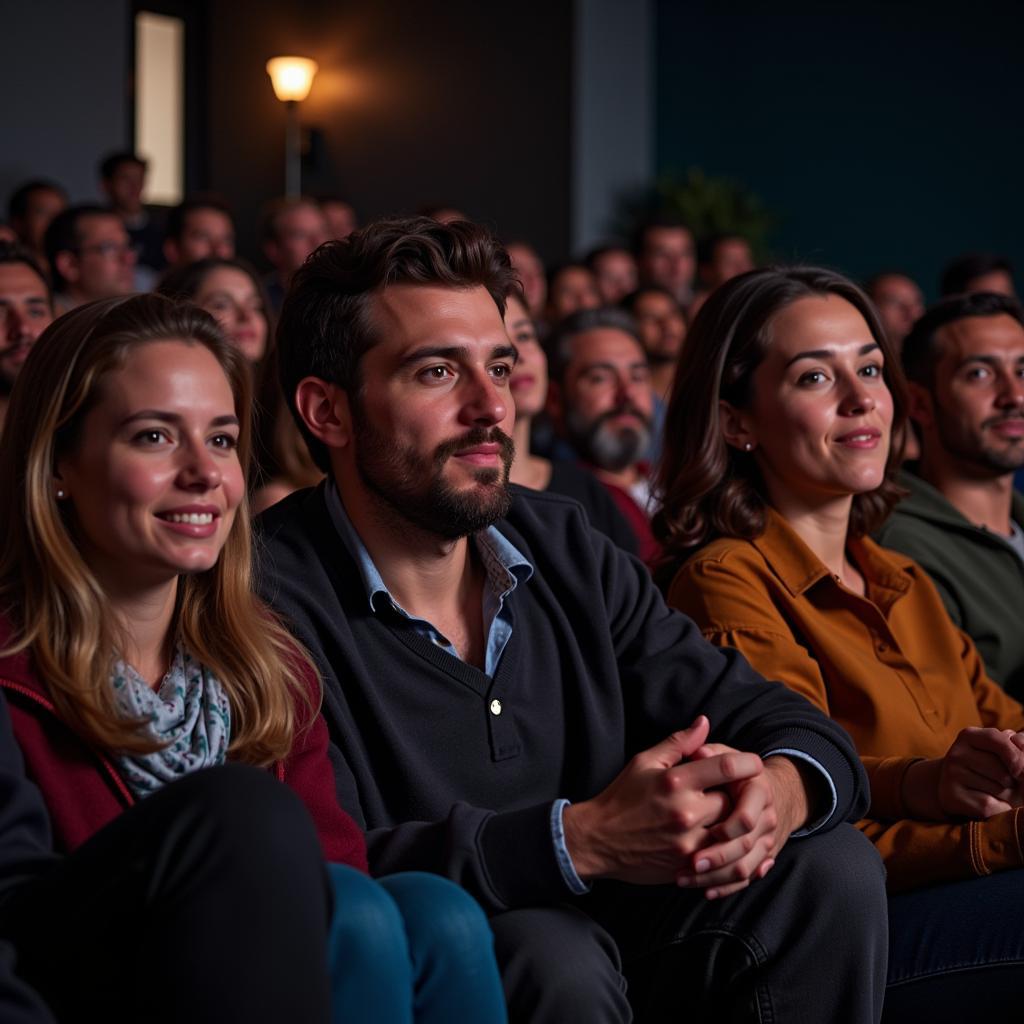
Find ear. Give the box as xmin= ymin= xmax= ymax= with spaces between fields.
xmin=905 ymin=380 xmax=934 ymax=429
xmin=294 ymin=377 xmax=353 ymax=451
xmin=719 ymin=399 xmax=756 ymax=452
xmin=163 ymin=238 xmax=180 ymax=266
xmin=263 ymin=239 xmax=280 ymax=268
xmin=54 ymin=250 xmax=79 ymax=286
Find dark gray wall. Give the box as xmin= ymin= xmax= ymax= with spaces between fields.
xmin=0 ymin=0 xmax=130 ymax=207
xmin=206 ymin=0 xmax=574 ymax=263
xmin=656 ymin=1 xmax=1024 ymax=298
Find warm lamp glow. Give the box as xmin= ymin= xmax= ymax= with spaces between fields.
xmin=266 ymin=56 xmax=318 ymax=102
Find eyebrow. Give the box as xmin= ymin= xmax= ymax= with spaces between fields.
xmin=119 ymin=410 xmax=240 ymax=428
xmin=784 ymin=342 xmax=879 ymax=369
xmin=398 ymin=343 xmax=519 ymax=368
xmin=580 ymin=360 xmax=650 ymax=374
xmin=955 ymin=354 xmax=1024 ymax=369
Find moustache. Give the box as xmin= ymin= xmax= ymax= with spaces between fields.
xmin=434 ymin=427 xmax=516 ymax=465
xmin=983 ymin=413 xmax=1024 ymax=429
xmin=593 ymin=402 xmax=652 ymax=431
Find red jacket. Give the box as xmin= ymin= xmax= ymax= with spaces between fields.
xmin=0 ymin=622 xmax=368 ymax=872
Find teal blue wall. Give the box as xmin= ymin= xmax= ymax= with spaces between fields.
xmin=656 ymin=2 xmax=1023 ymax=299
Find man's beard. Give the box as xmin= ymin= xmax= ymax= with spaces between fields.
xmin=566 ymin=403 xmax=651 ymax=473
xmin=936 ymin=408 xmax=1024 ymax=475
xmin=353 ymin=410 xmax=515 ymax=540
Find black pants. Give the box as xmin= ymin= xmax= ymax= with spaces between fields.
xmin=492 ymin=823 xmax=888 ymax=1023
xmin=0 ymin=764 xmax=333 ymax=1024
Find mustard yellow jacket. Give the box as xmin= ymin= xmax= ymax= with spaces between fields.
xmin=667 ymin=509 xmax=1024 ymax=893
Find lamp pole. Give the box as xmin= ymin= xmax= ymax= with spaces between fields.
xmin=285 ymin=99 xmax=301 ymax=199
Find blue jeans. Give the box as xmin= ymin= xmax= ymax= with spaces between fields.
xmin=325 ymin=865 xmax=507 ymax=1024
xmin=885 ymin=871 xmax=1024 ymax=1021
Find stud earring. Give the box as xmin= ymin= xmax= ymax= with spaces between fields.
xmin=56 ymin=488 xmax=66 ymax=499
xmin=743 ymin=442 xmax=753 ymax=452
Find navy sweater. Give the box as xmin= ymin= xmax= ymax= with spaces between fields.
xmin=256 ymin=483 xmax=868 ymax=913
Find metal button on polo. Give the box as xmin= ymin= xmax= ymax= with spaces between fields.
xmin=489 ymin=699 xmax=503 ymax=716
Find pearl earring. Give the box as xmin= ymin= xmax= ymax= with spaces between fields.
xmin=743 ymin=442 xmax=753 ymax=451
xmin=56 ymin=488 xmax=65 ymax=499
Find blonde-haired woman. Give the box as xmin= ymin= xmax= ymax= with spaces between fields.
xmin=0 ymin=294 xmax=506 ymax=1024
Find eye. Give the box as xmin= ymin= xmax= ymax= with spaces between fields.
xmin=964 ymin=366 xmax=992 ymax=382
xmin=132 ymin=428 xmax=171 ymax=446
xmin=797 ymin=370 xmax=828 ymax=386
xmin=490 ymin=362 xmax=513 ymax=380
xmin=859 ymin=363 xmax=883 ymax=378
xmin=209 ymin=433 xmax=238 ymax=450
xmin=418 ymin=365 xmax=453 ymax=383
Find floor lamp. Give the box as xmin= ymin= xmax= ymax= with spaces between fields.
xmin=265 ymin=56 xmax=318 ymax=199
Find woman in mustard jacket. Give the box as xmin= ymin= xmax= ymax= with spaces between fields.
xmin=654 ymin=266 xmax=1024 ymax=1020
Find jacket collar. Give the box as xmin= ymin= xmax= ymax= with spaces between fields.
xmin=0 ymin=615 xmax=49 ymax=700
xmin=895 ymin=468 xmax=1024 ymax=533
xmin=750 ymin=507 xmax=913 ymax=602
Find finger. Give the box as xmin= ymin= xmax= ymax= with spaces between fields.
xmin=641 ymin=717 xmax=711 ymax=770
xmin=666 ymin=789 xmax=733 ymax=836
xmin=669 ymin=751 xmax=763 ymax=792
xmin=691 ymin=742 xmax=733 ymax=762
xmin=952 ymin=748 xmax=1015 ymax=789
xmin=690 ymin=826 xmax=772 ymax=876
xmin=961 ymin=728 xmax=1024 ymax=778
xmin=709 ymin=778 xmax=769 ymax=842
xmin=677 ymin=836 xmax=773 ymax=889
xmin=953 ymin=765 xmax=1016 ymax=799
xmin=705 ymin=878 xmax=751 ymax=900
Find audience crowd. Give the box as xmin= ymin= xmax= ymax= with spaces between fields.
xmin=0 ymin=148 xmax=1021 ymax=1024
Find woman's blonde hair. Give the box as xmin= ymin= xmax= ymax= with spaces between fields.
xmin=0 ymin=294 xmax=315 ymax=763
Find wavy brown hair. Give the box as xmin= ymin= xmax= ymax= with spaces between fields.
xmin=651 ymin=266 xmax=907 ymax=576
xmin=0 ymin=294 xmax=315 ymax=761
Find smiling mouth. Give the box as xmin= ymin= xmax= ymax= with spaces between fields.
xmin=157 ymin=512 xmax=216 ymax=525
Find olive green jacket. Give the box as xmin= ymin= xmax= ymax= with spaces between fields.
xmin=875 ymin=471 xmax=1024 ymax=700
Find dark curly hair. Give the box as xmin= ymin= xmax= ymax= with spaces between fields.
xmin=651 ymin=265 xmax=908 ymax=577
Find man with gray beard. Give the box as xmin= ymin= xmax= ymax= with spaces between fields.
xmin=875 ymin=291 xmax=1024 ymax=698
xmin=545 ymin=308 xmax=660 ymax=562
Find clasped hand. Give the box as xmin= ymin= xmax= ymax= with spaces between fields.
xmin=563 ymin=716 xmax=802 ymax=900
xmin=936 ymin=726 xmax=1024 ymax=819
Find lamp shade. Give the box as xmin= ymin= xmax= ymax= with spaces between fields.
xmin=266 ymin=56 xmax=318 ymax=102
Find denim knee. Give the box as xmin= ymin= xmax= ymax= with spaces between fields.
xmin=325 ymin=862 xmax=410 ymax=965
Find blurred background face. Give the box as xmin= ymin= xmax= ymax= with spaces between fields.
xmin=105 ymin=162 xmax=145 ymax=215
xmin=194 ymin=266 xmax=268 ymax=364
xmin=507 ymin=242 xmax=547 ymax=318
xmin=632 ymin=289 xmax=686 ymax=364
xmin=547 ymin=265 xmax=601 ymax=322
xmin=870 ymin=274 xmax=924 ymax=351
xmin=741 ymin=295 xmax=893 ymax=512
xmin=64 ymin=214 xmax=136 ymax=299
xmin=966 ymin=270 xmax=1017 ymax=299
xmin=639 ymin=226 xmax=696 ymax=300
xmin=0 ymin=262 xmax=52 ymax=388
xmin=321 ymin=200 xmax=358 ymax=240
xmin=592 ymin=248 xmax=638 ymax=305
xmin=17 ymin=187 xmax=67 ymax=254
xmin=504 ymin=293 xmax=547 ymax=419
xmin=706 ymin=238 xmax=754 ymax=289
xmin=176 ymin=208 xmax=235 ymax=264
xmin=267 ymin=203 xmax=329 ymax=276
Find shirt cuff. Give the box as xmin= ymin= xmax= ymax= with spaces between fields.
xmin=763 ymin=748 xmax=837 ymax=837
xmin=550 ymin=799 xmax=592 ymax=894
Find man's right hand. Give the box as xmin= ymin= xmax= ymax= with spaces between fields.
xmin=562 ymin=716 xmax=765 ymax=885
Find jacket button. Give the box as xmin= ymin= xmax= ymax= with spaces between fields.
xmin=489 ymin=699 xmax=503 ymax=716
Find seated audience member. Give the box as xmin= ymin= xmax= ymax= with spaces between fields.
xmin=503 ymin=288 xmax=638 ymax=552
xmin=634 ymin=216 xmax=697 ymax=306
xmin=158 ymin=257 xmax=269 ymax=365
xmin=44 ymin=205 xmax=136 ymax=313
xmin=162 ymin=197 xmax=236 ymax=269
xmin=544 ymin=262 xmax=601 ymax=324
xmin=545 ymin=308 xmax=660 ymax=562
xmin=0 ymin=243 xmax=53 ymax=431
xmin=505 ymin=240 xmax=547 ymax=319
xmin=941 ymin=252 xmax=1017 ymax=299
xmin=0 ymin=293 xmax=507 ymax=1024
xmin=257 ymin=216 xmax=887 ymax=1024
xmin=864 ymin=271 xmax=925 ymax=353
xmin=156 ymin=258 xmax=323 ymax=511
xmin=6 ymin=180 xmax=67 ymax=268
xmin=0 ymin=691 xmax=339 ymax=1024
xmin=655 ymin=266 xmax=1024 ymax=1021
xmin=689 ymin=234 xmax=755 ymax=317
xmin=585 ymin=244 xmax=638 ymax=306
xmin=98 ymin=152 xmax=165 ymax=281
xmin=874 ymin=292 xmax=1024 ymax=698
xmin=319 ymin=196 xmax=358 ymax=240
xmin=620 ymin=284 xmax=686 ymax=401
xmin=262 ymin=197 xmax=330 ymax=312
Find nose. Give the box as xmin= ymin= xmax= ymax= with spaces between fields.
xmin=840 ymin=378 xmax=877 ymax=416
xmin=996 ymin=371 xmax=1024 ymax=409
xmin=177 ymin=440 xmax=222 ymax=491
xmin=459 ymin=368 xmax=508 ymax=427
xmin=5 ymin=307 xmax=26 ymax=342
